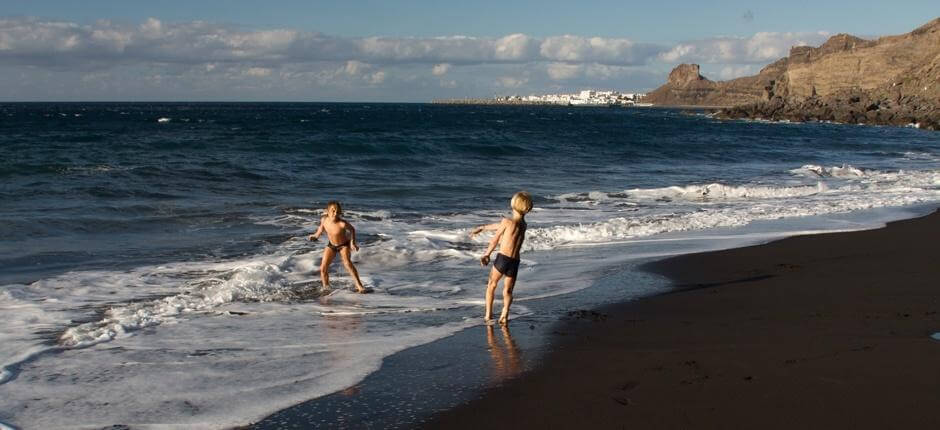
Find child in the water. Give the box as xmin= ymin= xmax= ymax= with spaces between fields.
xmin=309 ymin=201 xmax=368 ymax=293
xmin=469 ymin=191 xmax=532 ymax=324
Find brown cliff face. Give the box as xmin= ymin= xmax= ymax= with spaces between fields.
xmin=643 ymin=63 xmax=768 ymax=107
xmin=644 ymin=18 xmax=940 ymax=129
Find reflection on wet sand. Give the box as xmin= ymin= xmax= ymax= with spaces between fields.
xmin=486 ymin=324 xmax=522 ymax=383
xmin=320 ymin=294 xmax=364 ymax=397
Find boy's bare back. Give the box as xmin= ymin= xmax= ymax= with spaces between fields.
xmin=494 ymin=217 xmax=527 ymax=258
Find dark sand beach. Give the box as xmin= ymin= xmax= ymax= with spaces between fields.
xmin=424 ymin=210 xmax=940 ymax=429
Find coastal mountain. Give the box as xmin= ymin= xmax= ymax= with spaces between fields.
xmin=643 ymin=18 xmax=940 ymax=129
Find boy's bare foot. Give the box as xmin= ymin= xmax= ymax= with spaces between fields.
xmin=498 ymin=316 xmax=509 ymax=325
xmin=483 ymin=318 xmax=495 ymax=326
xmin=356 ymin=287 xmax=373 ymax=294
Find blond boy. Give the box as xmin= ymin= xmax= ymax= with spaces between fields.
xmin=309 ymin=201 xmax=368 ymax=293
xmin=469 ymin=191 xmax=532 ymax=324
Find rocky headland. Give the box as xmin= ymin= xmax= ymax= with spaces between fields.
xmin=643 ymin=18 xmax=940 ymax=130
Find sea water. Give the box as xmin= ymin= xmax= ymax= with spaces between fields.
xmin=1 ymin=103 xmax=938 ymax=428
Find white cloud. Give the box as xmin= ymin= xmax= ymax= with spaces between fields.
xmin=0 ymin=17 xmax=666 ymax=69
xmin=344 ymin=60 xmax=370 ymax=75
xmin=367 ymin=70 xmax=386 ymax=84
xmin=496 ymin=76 xmax=527 ymax=88
xmin=432 ymin=63 xmax=451 ymax=75
xmin=493 ymin=33 xmax=538 ymax=60
xmin=657 ymin=31 xmax=831 ymax=64
xmin=718 ymin=65 xmax=757 ymax=80
xmin=546 ymin=62 xmax=582 ymax=80
xmin=243 ymin=67 xmax=272 ymax=77
xmin=539 ymin=35 xmax=659 ymax=65
xmin=584 ymin=64 xmax=628 ymax=79
xmin=0 ymin=17 xmax=841 ymax=101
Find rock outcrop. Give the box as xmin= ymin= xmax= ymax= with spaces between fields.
xmin=641 ymin=64 xmax=770 ymax=107
xmin=643 ymin=18 xmax=940 ymax=130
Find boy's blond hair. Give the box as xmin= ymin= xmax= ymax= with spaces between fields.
xmin=326 ymin=201 xmax=342 ymax=214
xmin=511 ymin=191 xmax=533 ymax=214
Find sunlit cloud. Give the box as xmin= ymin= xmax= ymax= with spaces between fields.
xmin=496 ymin=76 xmax=528 ymax=88
xmin=431 ymin=63 xmax=451 ymax=76
xmin=0 ymin=16 xmax=836 ymax=100
xmin=0 ymin=17 xmax=666 ymax=68
xmin=658 ymin=31 xmax=831 ymax=64
xmin=546 ymin=62 xmax=582 ymax=80
xmin=718 ymin=65 xmax=757 ymax=80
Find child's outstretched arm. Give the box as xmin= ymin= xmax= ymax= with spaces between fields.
xmin=309 ymin=217 xmax=325 ymax=241
xmin=469 ymin=221 xmax=502 ymax=238
xmin=480 ymin=221 xmax=506 ymax=266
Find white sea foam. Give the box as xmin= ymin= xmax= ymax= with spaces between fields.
xmin=2 ymin=162 xmax=938 ymax=429
xmin=790 ymin=164 xmax=868 ymax=178
xmin=626 ymin=182 xmax=826 ymax=201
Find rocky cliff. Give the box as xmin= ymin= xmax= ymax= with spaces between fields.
xmin=644 ymin=18 xmax=940 ymax=130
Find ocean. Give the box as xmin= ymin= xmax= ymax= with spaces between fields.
xmin=1 ymin=103 xmax=938 ymax=428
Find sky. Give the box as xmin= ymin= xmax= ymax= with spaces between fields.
xmin=0 ymin=1 xmax=935 ymax=101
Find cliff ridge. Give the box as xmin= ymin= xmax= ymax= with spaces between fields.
xmin=642 ymin=18 xmax=940 ymax=129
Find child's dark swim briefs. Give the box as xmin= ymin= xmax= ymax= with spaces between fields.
xmin=494 ymin=253 xmax=520 ymax=277
xmin=327 ymin=241 xmax=349 ymax=252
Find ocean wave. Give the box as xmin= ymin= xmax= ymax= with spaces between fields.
xmin=557 ymin=181 xmax=825 ymax=204
xmin=57 ymin=260 xmax=304 ymax=348
xmin=524 ymin=190 xmax=933 ymax=251
xmin=52 ymin=244 xmax=471 ymax=348
xmin=528 ymin=167 xmax=940 ymax=250
xmin=790 ymin=164 xmax=869 ymax=178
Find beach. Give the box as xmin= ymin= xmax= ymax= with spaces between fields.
xmin=2 ymin=103 xmax=938 ymax=428
xmin=424 ymin=209 xmax=940 ymax=429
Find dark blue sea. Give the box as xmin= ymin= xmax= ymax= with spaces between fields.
xmin=1 ymin=103 xmax=938 ymax=428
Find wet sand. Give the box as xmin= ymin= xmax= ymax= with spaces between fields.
xmin=423 ymin=210 xmax=940 ymax=429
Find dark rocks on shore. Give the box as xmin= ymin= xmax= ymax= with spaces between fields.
xmin=716 ymin=91 xmax=940 ymax=130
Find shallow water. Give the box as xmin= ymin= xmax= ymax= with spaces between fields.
xmin=1 ymin=103 xmax=938 ymax=428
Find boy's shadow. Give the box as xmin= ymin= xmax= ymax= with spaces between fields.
xmin=485 ymin=324 xmax=522 ymax=383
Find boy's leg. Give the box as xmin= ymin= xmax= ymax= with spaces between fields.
xmin=339 ymin=248 xmax=367 ymax=293
xmin=484 ymin=267 xmax=503 ymax=322
xmin=498 ymin=276 xmax=516 ymax=324
xmin=320 ymin=247 xmax=336 ymax=289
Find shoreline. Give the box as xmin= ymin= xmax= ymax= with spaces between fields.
xmin=244 ymin=207 xmax=940 ymax=429
xmin=422 ymin=209 xmax=940 ymax=429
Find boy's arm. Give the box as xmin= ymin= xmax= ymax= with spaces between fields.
xmin=469 ymin=221 xmax=502 ymax=238
xmin=480 ymin=221 xmax=507 ymax=266
xmin=309 ymin=218 xmax=325 ymax=241
xmin=347 ymin=222 xmax=360 ymax=251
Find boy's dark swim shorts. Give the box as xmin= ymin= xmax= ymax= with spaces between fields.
xmin=494 ymin=253 xmax=520 ymax=277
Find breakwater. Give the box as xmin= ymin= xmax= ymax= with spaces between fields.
xmin=431 ymin=98 xmax=567 ymax=106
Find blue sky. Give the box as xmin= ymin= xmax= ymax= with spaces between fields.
xmin=0 ymin=1 xmax=934 ymax=101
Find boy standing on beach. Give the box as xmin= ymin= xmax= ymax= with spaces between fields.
xmin=309 ymin=201 xmax=369 ymax=293
xmin=470 ymin=191 xmax=532 ymax=325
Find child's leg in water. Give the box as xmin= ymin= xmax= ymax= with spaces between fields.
xmin=320 ymin=247 xmax=337 ymax=289
xmin=499 ymin=276 xmax=516 ymax=324
xmin=484 ymin=267 xmax=504 ymax=323
xmin=339 ymin=247 xmax=367 ymax=293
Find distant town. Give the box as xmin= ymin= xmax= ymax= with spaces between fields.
xmin=432 ymin=90 xmax=651 ymax=106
